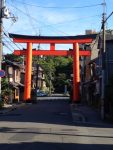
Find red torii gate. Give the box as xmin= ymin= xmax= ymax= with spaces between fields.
xmin=9 ymin=33 xmax=96 ymax=103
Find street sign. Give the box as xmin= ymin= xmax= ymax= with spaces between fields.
xmin=0 ymin=70 xmax=5 ymax=77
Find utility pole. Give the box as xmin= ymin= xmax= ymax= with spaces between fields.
xmin=100 ymin=0 xmax=106 ymax=120
xmin=0 ymin=0 xmax=4 ymax=102
xmin=101 ymin=0 xmax=113 ymax=119
xmin=0 ymin=0 xmax=10 ymax=102
xmin=101 ymin=16 xmax=105 ymax=119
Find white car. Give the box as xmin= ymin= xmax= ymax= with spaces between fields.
xmin=37 ymin=91 xmax=47 ymax=97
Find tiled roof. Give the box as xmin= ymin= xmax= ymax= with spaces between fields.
xmin=2 ymin=60 xmax=21 ymax=68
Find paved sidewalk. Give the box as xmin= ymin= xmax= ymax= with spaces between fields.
xmin=72 ymin=103 xmax=99 ymax=120
xmin=0 ymin=103 xmax=25 ymax=114
xmin=71 ymin=103 xmax=113 ymax=127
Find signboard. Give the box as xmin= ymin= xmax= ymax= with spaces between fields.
xmin=0 ymin=70 xmax=5 ymax=77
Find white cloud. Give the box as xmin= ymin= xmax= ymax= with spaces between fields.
xmin=41 ymin=10 xmax=76 ymax=24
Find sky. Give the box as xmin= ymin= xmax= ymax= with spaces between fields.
xmin=3 ymin=0 xmax=113 ymax=54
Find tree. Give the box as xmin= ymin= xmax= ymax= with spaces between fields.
xmin=34 ymin=56 xmax=73 ymax=93
xmin=1 ymin=78 xmax=12 ymax=104
xmin=53 ymin=56 xmax=72 ymax=93
xmin=38 ymin=56 xmax=55 ymax=89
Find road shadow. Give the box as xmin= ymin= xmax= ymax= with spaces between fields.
xmin=0 ymin=141 xmax=113 ymax=150
xmin=0 ymin=127 xmax=113 ymax=139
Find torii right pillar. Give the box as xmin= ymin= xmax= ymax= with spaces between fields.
xmin=73 ymin=43 xmax=80 ymax=103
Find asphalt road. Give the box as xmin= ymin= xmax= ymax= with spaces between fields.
xmin=0 ymin=98 xmax=113 ymax=150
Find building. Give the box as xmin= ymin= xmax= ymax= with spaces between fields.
xmin=81 ymin=31 xmax=113 ymax=117
xmin=2 ymin=60 xmax=47 ymax=103
xmin=2 ymin=60 xmax=24 ymax=103
xmin=32 ymin=64 xmax=47 ymax=91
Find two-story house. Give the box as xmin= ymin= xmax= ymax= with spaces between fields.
xmin=2 ymin=60 xmax=24 ymax=103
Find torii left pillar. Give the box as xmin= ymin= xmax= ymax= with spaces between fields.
xmin=73 ymin=43 xmax=80 ymax=102
xmin=24 ymin=42 xmax=32 ymax=101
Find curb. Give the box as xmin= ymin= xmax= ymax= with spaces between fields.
xmin=72 ymin=112 xmax=86 ymax=123
xmin=0 ymin=103 xmax=33 ymax=115
xmin=0 ymin=107 xmax=16 ymax=115
xmin=0 ymin=103 xmax=23 ymax=115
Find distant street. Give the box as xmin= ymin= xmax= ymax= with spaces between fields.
xmin=0 ymin=97 xmax=113 ymax=150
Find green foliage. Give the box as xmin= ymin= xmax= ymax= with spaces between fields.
xmin=1 ymin=78 xmax=12 ymax=103
xmin=54 ymin=73 xmax=66 ymax=92
xmin=37 ymin=56 xmax=55 ymax=87
xmin=37 ymin=56 xmax=73 ymax=93
xmin=53 ymin=57 xmax=72 ymax=92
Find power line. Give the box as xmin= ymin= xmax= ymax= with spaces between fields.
xmin=7 ymin=3 xmax=73 ymax=36
xmin=90 ymin=2 xmax=107 ymax=49
xmin=23 ymin=0 xmax=38 ymax=35
xmin=13 ymin=1 xmax=102 ymax=9
xmin=3 ymin=29 xmax=24 ymax=50
xmin=40 ymin=14 xmax=101 ymax=28
xmin=3 ymin=36 xmax=16 ymax=51
xmin=3 ymin=42 xmax=13 ymax=53
xmin=8 ymin=2 xmax=102 ymax=27
xmin=3 ymin=28 xmax=46 ymax=52
xmin=7 ymin=3 xmax=102 ymax=37
xmin=6 ymin=1 xmax=102 ymax=53
xmin=3 ymin=27 xmax=48 ymax=52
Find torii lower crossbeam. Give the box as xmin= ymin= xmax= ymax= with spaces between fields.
xmin=14 ymin=50 xmax=91 ymax=56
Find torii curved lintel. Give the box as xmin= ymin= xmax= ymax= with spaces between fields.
xmin=9 ymin=33 xmax=96 ymax=44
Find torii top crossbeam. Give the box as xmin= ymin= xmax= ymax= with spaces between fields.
xmin=9 ymin=33 xmax=96 ymax=44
